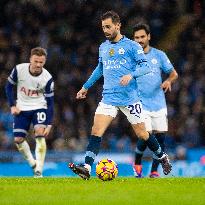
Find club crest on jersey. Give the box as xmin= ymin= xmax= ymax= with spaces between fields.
xmin=109 ymin=48 xmax=115 ymax=56
xmin=118 ymin=48 xmax=125 ymax=54
xmin=151 ymin=58 xmax=158 ymax=64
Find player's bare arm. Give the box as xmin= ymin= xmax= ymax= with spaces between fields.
xmin=120 ymin=74 xmax=133 ymax=86
xmin=76 ymin=87 xmax=88 ymax=99
xmin=161 ymin=69 xmax=178 ymax=93
xmin=11 ymin=106 xmax=21 ymax=115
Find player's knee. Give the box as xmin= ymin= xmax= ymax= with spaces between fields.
xmin=35 ymin=128 xmax=45 ymax=136
xmin=14 ymin=137 xmax=24 ymax=144
xmin=137 ymin=131 xmax=149 ymax=140
xmin=91 ymin=126 xmax=104 ymax=137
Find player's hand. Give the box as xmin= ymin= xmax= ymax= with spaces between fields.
xmin=161 ymin=80 xmax=172 ymax=93
xmin=43 ymin=125 xmax=52 ymax=137
xmin=120 ymin=74 xmax=133 ymax=86
xmin=76 ymin=87 xmax=88 ymax=99
xmin=11 ymin=106 xmax=21 ymax=115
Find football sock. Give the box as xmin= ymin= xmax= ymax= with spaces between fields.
xmin=15 ymin=140 xmax=36 ymax=167
xmin=135 ymin=139 xmax=147 ymax=164
xmin=151 ymin=133 xmax=165 ymax=172
xmin=146 ymin=134 xmax=163 ymax=158
xmin=35 ymin=136 xmax=46 ymax=173
xmin=155 ymin=133 xmax=165 ymax=151
xmin=85 ymin=135 xmax=102 ymax=167
xmin=151 ymin=158 xmax=160 ymax=173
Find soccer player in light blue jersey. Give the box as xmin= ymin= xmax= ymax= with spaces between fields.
xmin=132 ymin=23 xmax=178 ymax=178
xmin=68 ymin=11 xmax=172 ymax=180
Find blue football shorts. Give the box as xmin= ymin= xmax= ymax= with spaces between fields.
xmin=13 ymin=108 xmax=47 ymax=137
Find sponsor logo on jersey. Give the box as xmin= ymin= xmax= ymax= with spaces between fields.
xmin=20 ymin=87 xmax=39 ymax=96
xmin=103 ymin=59 xmax=127 ymax=69
xmin=137 ymin=49 xmax=144 ymax=54
xmin=109 ymin=48 xmax=115 ymax=56
xmin=118 ymin=48 xmax=125 ymax=54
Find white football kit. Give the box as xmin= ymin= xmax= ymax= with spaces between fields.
xmin=8 ymin=63 xmax=54 ymax=111
xmin=95 ymin=101 xmax=145 ymax=124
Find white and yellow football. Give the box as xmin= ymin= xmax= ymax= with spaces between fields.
xmin=96 ymin=159 xmax=118 ymax=181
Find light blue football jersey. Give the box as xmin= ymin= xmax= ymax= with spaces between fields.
xmin=136 ymin=47 xmax=174 ymax=111
xmin=83 ymin=36 xmax=151 ymax=106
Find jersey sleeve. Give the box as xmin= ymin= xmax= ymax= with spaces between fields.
xmin=159 ymin=51 xmax=174 ymax=74
xmin=8 ymin=67 xmax=18 ymax=84
xmin=44 ymin=78 xmax=54 ymax=125
xmin=44 ymin=78 xmax=54 ymax=97
xmin=5 ymin=67 xmax=18 ymax=107
xmin=130 ymin=42 xmax=152 ymax=78
xmin=83 ymin=62 xmax=103 ymax=89
xmin=5 ymin=81 xmax=15 ymax=107
xmin=83 ymin=46 xmax=103 ymax=89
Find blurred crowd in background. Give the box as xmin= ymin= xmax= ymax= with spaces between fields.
xmin=0 ymin=0 xmax=204 ymax=155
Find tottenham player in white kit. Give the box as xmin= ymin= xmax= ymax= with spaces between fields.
xmin=5 ymin=47 xmax=54 ymax=177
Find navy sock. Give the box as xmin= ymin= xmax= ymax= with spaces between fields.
xmin=155 ymin=133 xmax=165 ymax=151
xmin=146 ymin=134 xmax=163 ymax=158
xmin=85 ymin=135 xmax=102 ymax=166
xmin=135 ymin=139 xmax=147 ymax=164
xmin=151 ymin=133 xmax=165 ymax=172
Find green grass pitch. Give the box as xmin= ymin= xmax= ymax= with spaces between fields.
xmin=0 ymin=177 xmax=204 ymax=205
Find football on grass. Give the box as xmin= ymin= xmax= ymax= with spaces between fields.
xmin=96 ymin=159 xmax=118 ymax=181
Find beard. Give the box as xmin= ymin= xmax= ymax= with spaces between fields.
xmin=139 ymin=43 xmax=145 ymax=48
xmin=30 ymin=66 xmax=42 ymax=76
xmin=139 ymin=41 xmax=148 ymax=49
xmin=105 ymin=31 xmax=118 ymax=41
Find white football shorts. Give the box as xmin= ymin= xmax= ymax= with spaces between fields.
xmin=143 ymin=108 xmax=168 ymax=132
xmin=95 ymin=101 xmax=145 ymax=124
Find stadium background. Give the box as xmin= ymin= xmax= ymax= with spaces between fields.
xmin=0 ymin=0 xmax=204 ymax=177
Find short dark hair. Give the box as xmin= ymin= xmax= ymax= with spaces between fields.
xmin=31 ymin=47 xmax=47 ymax=57
xmin=101 ymin=10 xmax=120 ymax=24
xmin=133 ymin=23 xmax=150 ymax=35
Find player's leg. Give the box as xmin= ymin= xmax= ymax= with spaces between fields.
xmin=120 ymin=102 xmax=172 ymax=175
xmin=14 ymin=112 xmax=36 ymax=171
xmin=85 ymin=114 xmax=113 ymax=166
xmin=150 ymin=112 xmax=167 ymax=177
xmin=33 ymin=109 xmax=47 ymax=178
xmin=134 ymin=138 xmax=147 ymax=177
xmin=120 ymin=102 xmax=164 ymax=157
xmin=132 ymin=124 xmax=171 ymax=175
xmin=34 ymin=127 xmax=46 ymax=178
xmin=69 ymin=102 xmax=117 ymax=179
xmin=150 ymin=133 xmax=165 ymax=177
xmin=133 ymin=112 xmax=151 ymax=177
